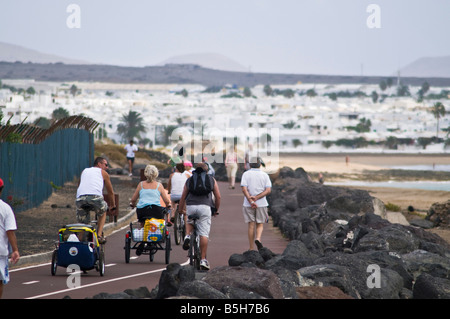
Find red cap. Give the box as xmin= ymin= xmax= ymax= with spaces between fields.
xmin=0 ymin=178 xmax=3 ymax=187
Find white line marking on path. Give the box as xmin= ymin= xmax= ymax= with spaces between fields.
xmin=10 ymin=263 xmax=50 ymax=272
xmin=26 ymin=260 xmax=189 ymax=299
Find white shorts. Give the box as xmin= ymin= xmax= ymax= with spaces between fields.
xmin=242 ymin=206 xmax=269 ymax=224
xmin=186 ymin=205 xmax=212 ymax=238
xmin=0 ymin=256 xmax=10 ymax=284
xmin=226 ymin=162 xmax=238 ymax=178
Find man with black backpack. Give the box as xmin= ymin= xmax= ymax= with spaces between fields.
xmin=178 ymin=163 xmax=221 ymax=270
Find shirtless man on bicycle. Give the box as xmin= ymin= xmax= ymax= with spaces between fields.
xmin=76 ymin=157 xmax=116 ymax=244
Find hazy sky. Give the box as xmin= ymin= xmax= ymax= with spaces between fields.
xmin=1 ymin=0 xmax=449 ymax=76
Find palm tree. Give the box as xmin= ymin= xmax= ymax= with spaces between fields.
xmin=430 ymin=102 xmax=446 ymax=138
xmin=117 ymin=110 xmax=147 ymax=143
xmin=160 ymin=125 xmax=178 ymax=146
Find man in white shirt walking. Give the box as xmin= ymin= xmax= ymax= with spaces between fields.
xmin=124 ymin=140 xmax=138 ymax=176
xmin=0 ymin=177 xmax=20 ymax=298
xmin=240 ymin=157 xmax=272 ymax=251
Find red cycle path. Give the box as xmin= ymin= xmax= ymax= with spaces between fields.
xmin=4 ymin=181 xmax=288 ymax=299
xmin=207 ymin=181 xmax=288 ymax=263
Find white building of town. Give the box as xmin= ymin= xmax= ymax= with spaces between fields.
xmin=1 ymin=79 xmax=449 ymax=154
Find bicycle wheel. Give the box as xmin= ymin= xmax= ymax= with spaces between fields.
xmin=50 ymin=250 xmax=58 ymax=276
xmin=190 ymin=234 xmax=201 ymax=270
xmin=165 ymin=233 xmax=171 ymax=264
xmin=181 ymin=216 xmax=186 ymax=242
xmin=98 ymin=247 xmax=105 ymax=276
xmin=174 ymin=209 xmax=181 ymax=245
xmin=124 ymin=235 xmax=131 ymax=263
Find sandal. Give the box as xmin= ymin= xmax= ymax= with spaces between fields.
xmin=255 ymin=240 xmax=263 ymax=250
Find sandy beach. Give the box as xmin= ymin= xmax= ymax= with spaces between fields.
xmin=276 ymin=153 xmax=450 ymax=213
xmin=278 ymin=153 xmax=450 ymax=175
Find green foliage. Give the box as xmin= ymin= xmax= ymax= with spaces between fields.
xmin=221 ymin=92 xmax=242 ymax=98
xmin=397 ymin=84 xmax=410 ymax=97
xmin=272 ymin=88 xmax=295 ymax=98
xmin=283 ymin=120 xmax=296 ymax=129
xmin=117 ymin=110 xmax=147 ymax=143
xmin=243 ymin=87 xmax=252 ymax=97
xmin=346 ymin=118 xmax=372 ymax=133
xmin=430 ymin=102 xmax=446 ymax=138
xmin=26 ymin=87 xmax=35 ymax=95
xmin=292 ymin=139 xmax=302 ymax=148
xmin=306 ymin=89 xmax=317 ymax=97
xmin=202 ymin=86 xmax=222 ymax=93
xmin=50 ymin=181 xmax=62 ymax=190
xmin=336 ymin=137 xmax=368 ymax=148
xmin=417 ymin=137 xmax=433 ymax=149
xmin=385 ymin=202 xmax=401 ymax=212
xmin=52 ymin=107 xmax=70 ymax=120
xmin=34 ymin=116 xmax=51 ymax=129
xmin=5 ymin=132 xmax=22 ymax=143
xmin=263 ymin=85 xmax=273 ymax=96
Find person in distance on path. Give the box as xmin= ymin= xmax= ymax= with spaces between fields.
xmin=124 ymin=140 xmax=138 ymax=177
xmin=240 ymin=157 xmax=272 ymax=251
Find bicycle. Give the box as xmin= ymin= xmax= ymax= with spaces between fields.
xmin=172 ymin=200 xmax=186 ymax=246
xmin=186 ymin=213 xmax=201 ymax=270
xmin=124 ymin=217 xmax=171 ymax=264
xmin=186 ymin=209 xmax=218 ymax=271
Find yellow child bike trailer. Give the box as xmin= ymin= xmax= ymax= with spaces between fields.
xmin=51 ymin=223 xmax=105 ymax=276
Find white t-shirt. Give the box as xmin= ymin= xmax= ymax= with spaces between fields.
xmin=76 ymin=167 xmax=104 ymax=198
xmin=240 ymin=168 xmax=272 ymax=207
xmin=170 ymin=172 xmax=188 ymax=196
xmin=0 ymin=200 xmax=17 ymax=256
xmin=124 ymin=144 xmax=138 ymax=158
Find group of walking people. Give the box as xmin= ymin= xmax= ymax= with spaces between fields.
xmin=108 ymin=146 xmax=270 ymax=270
xmin=74 ymin=142 xmax=271 ymax=272
xmin=0 ymin=146 xmax=271 ymax=297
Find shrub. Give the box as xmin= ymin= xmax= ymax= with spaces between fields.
xmin=385 ymin=202 xmax=401 ymax=212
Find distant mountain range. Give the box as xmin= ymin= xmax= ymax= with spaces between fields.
xmin=0 ymin=42 xmax=89 ymax=65
xmin=0 ymin=42 xmax=450 ymax=86
xmin=157 ymin=53 xmax=248 ymax=73
xmin=398 ymin=56 xmax=450 ymax=78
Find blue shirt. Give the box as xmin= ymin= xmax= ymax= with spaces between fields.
xmin=137 ymin=182 xmax=161 ymax=208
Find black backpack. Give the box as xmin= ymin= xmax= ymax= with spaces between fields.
xmin=188 ymin=168 xmax=213 ymax=196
